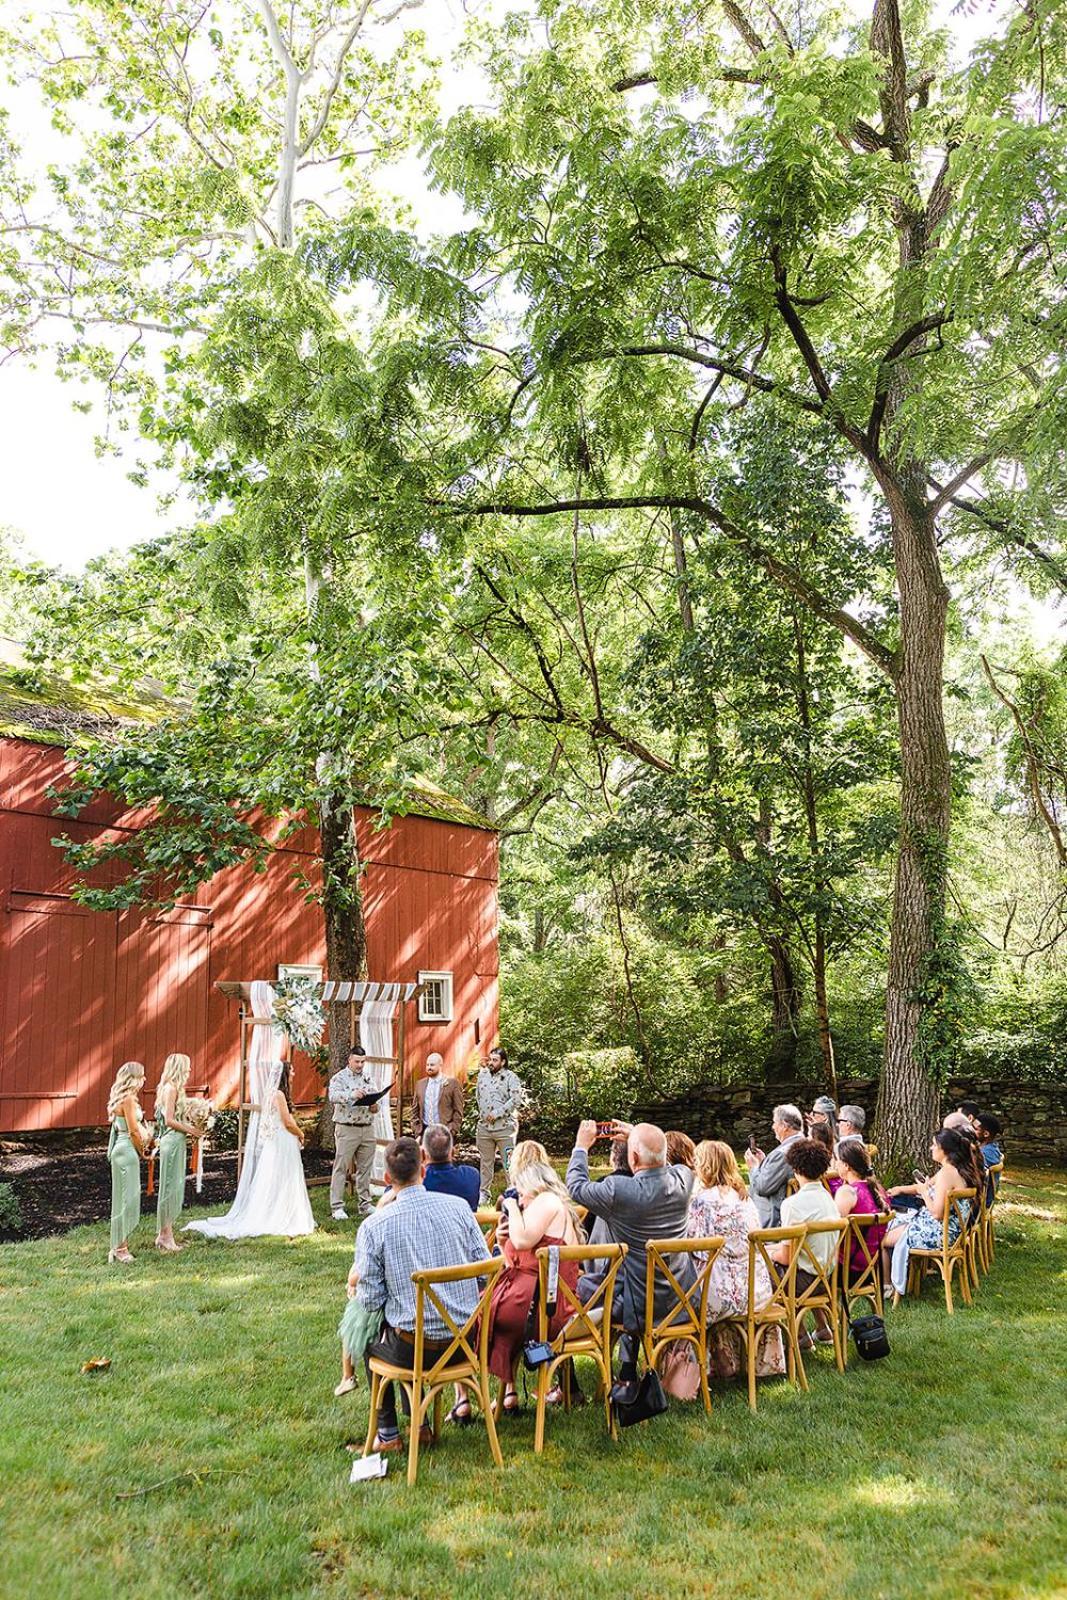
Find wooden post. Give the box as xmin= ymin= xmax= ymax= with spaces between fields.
xmin=396 ymin=996 xmax=408 ymax=1137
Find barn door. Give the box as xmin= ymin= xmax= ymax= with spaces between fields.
xmin=0 ymin=888 xmax=119 ymax=1131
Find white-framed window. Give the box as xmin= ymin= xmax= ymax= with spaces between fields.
xmin=277 ymin=963 xmax=324 ymax=984
xmin=418 ymin=970 xmax=454 ymax=1023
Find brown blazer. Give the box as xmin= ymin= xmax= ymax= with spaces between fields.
xmin=411 ymin=1074 xmax=465 ymax=1139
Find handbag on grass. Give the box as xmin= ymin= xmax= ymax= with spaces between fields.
xmin=659 ymin=1340 xmax=701 ymax=1401
xmin=613 ymin=1368 xmax=669 ymax=1428
xmin=849 ymin=1312 xmax=890 ymax=1360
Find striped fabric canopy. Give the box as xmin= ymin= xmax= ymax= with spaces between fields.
xmin=320 ymin=980 xmax=421 ymax=1005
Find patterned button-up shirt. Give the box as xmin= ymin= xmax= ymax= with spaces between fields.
xmin=328 ymin=1065 xmax=379 ymax=1127
xmin=475 ymin=1067 xmax=525 ymax=1132
xmin=354 ymin=1186 xmax=490 ymax=1337
xmin=423 ymin=1076 xmax=443 ymax=1129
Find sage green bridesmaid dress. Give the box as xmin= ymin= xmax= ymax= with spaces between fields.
xmin=108 ymin=1115 xmax=141 ymax=1251
xmin=155 ymin=1104 xmax=187 ymax=1235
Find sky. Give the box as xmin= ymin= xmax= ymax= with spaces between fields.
xmin=0 ymin=0 xmax=1038 ymax=626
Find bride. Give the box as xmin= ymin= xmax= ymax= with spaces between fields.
xmin=186 ymin=980 xmax=315 ymax=1240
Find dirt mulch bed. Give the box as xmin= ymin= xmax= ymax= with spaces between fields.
xmin=0 ymin=1142 xmax=337 ymax=1243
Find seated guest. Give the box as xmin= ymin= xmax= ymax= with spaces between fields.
xmin=942 ymin=1109 xmax=975 ymax=1133
xmin=837 ymin=1104 xmax=866 ymax=1141
xmin=509 ymin=1139 xmax=552 ymax=1180
xmin=807 ymin=1095 xmax=837 ymax=1139
xmin=567 ymin=1120 xmax=695 ymax=1402
xmin=957 ymin=1100 xmax=982 ymax=1123
xmin=352 ymin=1136 xmax=489 ymax=1454
xmin=686 ymin=1140 xmax=783 ymax=1379
xmin=476 ymin=1157 xmax=584 ymax=1416
xmin=809 ymin=1120 xmax=834 ymax=1157
xmin=587 ymin=1135 xmax=631 ymax=1251
xmin=829 ymin=1139 xmax=889 ymax=1282
xmin=665 ymin=1130 xmax=696 ymax=1169
xmin=769 ymin=1139 xmax=840 ymax=1348
xmin=747 ymin=1104 xmax=804 ymax=1227
xmin=975 ymin=1112 xmax=1004 ymax=1204
xmin=421 ymin=1124 xmax=480 ymax=1211
xmin=883 ymin=1127 xmax=983 ymax=1298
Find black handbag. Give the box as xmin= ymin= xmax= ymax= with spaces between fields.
xmin=613 ymin=1368 xmax=669 ymax=1427
xmin=849 ymin=1312 xmax=891 ymax=1360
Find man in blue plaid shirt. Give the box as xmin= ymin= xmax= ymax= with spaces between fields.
xmin=354 ymin=1135 xmax=489 ymax=1451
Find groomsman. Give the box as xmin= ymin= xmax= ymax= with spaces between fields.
xmin=475 ymin=1046 xmax=526 ymax=1203
xmin=328 ymin=1046 xmax=382 ymax=1221
xmin=410 ymin=1051 xmax=465 ymax=1141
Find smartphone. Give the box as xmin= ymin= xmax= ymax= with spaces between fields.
xmin=747 ymin=1133 xmax=760 ymax=1154
xmin=596 ymin=1121 xmax=615 ymax=1137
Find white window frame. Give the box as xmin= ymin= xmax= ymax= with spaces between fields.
xmin=418 ymin=970 xmax=454 ymax=1023
xmin=277 ymin=963 xmax=324 ymax=984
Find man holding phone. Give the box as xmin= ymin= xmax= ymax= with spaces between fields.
xmin=747 ymin=1104 xmax=805 ymax=1227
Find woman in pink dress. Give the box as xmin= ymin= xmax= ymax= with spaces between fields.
xmin=687 ymin=1139 xmax=783 ymax=1379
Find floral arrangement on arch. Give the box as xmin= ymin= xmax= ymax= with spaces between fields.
xmin=270 ymin=974 xmax=326 ymax=1055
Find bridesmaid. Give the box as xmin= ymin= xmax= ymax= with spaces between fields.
xmin=107 ymin=1061 xmax=150 ymax=1264
xmin=154 ymin=1052 xmax=199 ymax=1253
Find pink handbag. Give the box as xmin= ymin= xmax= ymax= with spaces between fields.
xmin=659 ymin=1340 xmax=701 ymax=1401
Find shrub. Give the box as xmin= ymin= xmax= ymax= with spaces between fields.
xmin=0 ymin=1181 xmax=23 ymax=1235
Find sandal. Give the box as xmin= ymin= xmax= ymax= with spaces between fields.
xmin=108 ymin=1249 xmax=134 ymax=1265
xmin=502 ymin=1392 xmax=523 ymax=1415
xmin=544 ymin=1385 xmax=564 ymax=1406
xmin=334 ymin=1376 xmax=358 ymax=1397
xmin=446 ymin=1401 xmax=473 ymax=1426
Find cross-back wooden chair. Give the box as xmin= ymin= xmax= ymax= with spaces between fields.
xmin=363 ymin=1256 xmax=504 ymax=1486
xmin=526 ymin=1242 xmax=627 ymax=1454
xmin=838 ymin=1211 xmax=893 ymax=1354
xmin=978 ymin=1161 xmax=1004 ymax=1272
xmin=641 ymin=1236 xmax=725 ymax=1416
xmin=715 ymin=1225 xmax=804 ymax=1411
xmin=900 ymin=1188 xmax=977 ymax=1315
xmin=475 ymin=1207 xmax=500 ymax=1253
xmin=792 ymin=1218 xmax=848 ymax=1386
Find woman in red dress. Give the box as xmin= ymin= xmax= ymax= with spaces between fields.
xmin=483 ymin=1157 xmax=585 ymax=1414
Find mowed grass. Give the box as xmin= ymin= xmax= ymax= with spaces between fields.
xmin=1 ymin=1169 xmax=1066 ymax=1600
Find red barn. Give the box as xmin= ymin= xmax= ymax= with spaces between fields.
xmin=0 ymin=666 xmax=499 ymax=1132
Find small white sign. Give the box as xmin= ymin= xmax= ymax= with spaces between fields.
xmin=350 ymin=1452 xmax=389 ymax=1483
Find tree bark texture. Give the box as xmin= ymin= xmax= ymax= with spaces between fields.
xmin=875 ymin=492 xmax=950 ymax=1172
xmin=313 ymin=795 xmax=368 ymax=1150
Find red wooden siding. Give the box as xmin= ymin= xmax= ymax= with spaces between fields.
xmin=0 ymin=736 xmax=499 ymax=1131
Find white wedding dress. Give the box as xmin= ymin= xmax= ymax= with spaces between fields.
xmin=185 ymin=980 xmax=315 ymax=1241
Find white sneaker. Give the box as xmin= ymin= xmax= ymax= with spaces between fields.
xmin=334 ymin=1376 xmax=357 ymax=1397
xmin=331 ymin=1207 xmax=349 ymax=1221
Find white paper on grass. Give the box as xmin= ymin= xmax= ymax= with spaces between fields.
xmin=350 ymin=1452 xmax=388 ymax=1483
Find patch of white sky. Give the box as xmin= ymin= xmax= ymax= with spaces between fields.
xmin=1 ymin=0 xmax=1057 ymax=656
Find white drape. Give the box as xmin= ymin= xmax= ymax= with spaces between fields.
xmin=359 ymin=985 xmax=401 ymax=1183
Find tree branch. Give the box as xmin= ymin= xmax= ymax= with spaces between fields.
xmin=981 ymin=654 xmax=1067 ymax=868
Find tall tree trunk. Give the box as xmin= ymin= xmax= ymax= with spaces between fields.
xmin=314 ymin=796 xmax=368 ymax=1150
xmin=876 ymin=490 xmax=950 ymax=1172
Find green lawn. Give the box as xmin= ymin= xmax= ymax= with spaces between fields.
xmin=1 ymin=1168 xmax=1066 ymax=1600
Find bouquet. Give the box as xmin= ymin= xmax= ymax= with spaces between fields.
xmin=271 ymin=974 xmax=326 ymax=1054
xmin=184 ymin=1097 xmax=217 ymax=1136
xmin=184 ymin=1097 xmax=217 ymax=1194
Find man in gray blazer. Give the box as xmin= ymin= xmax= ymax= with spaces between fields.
xmin=747 ymin=1104 xmax=805 ymax=1227
xmin=567 ymin=1119 xmax=695 ymax=1399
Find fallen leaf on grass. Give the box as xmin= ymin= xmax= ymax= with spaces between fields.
xmin=81 ymin=1357 xmax=111 ymax=1374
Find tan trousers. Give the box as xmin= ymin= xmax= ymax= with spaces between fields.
xmin=475 ymin=1126 xmax=517 ymax=1198
xmin=331 ymin=1122 xmax=377 ymax=1213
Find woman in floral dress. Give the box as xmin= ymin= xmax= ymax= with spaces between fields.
xmin=687 ymin=1140 xmax=783 ymax=1379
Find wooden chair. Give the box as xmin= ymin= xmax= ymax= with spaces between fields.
xmin=977 ymin=1161 xmax=1004 ymax=1274
xmin=475 ymin=1207 xmax=499 ymax=1253
xmin=714 ymin=1225 xmax=805 ymax=1411
xmin=528 ymin=1243 xmax=627 ymax=1454
xmin=641 ymin=1236 xmax=725 ymax=1416
xmin=363 ymin=1256 xmax=504 ymax=1486
xmin=901 ymin=1188 xmax=977 ymax=1315
xmin=792 ymin=1218 xmax=848 ymax=1386
xmin=838 ymin=1210 xmax=893 ymax=1356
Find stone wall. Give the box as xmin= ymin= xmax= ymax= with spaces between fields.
xmin=615 ymin=1074 xmax=1067 ymax=1164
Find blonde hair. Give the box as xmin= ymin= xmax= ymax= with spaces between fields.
xmin=107 ymin=1061 xmax=146 ymax=1121
xmin=508 ymin=1139 xmax=550 ymax=1181
xmin=694 ymin=1139 xmax=748 ymax=1199
xmin=157 ymin=1052 xmax=191 ymax=1118
xmin=514 ymin=1158 xmax=584 ymax=1240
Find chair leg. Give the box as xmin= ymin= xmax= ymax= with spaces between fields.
xmin=698 ymin=1334 xmax=712 ymax=1417
xmin=831 ymin=1308 xmax=846 ymax=1374
xmin=479 ymin=1374 xmax=503 ymax=1469
xmin=363 ymin=1371 xmax=381 ymax=1456
xmin=943 ymin=1260 xmax=955 ymax=1315
xmin=406 ymin=1384 xmax=422 ymax=1486
xmin=433 ymin=1388 xmax=443 ymax=1440
xmin=747 ymin=1328 xmax=759 ymax=1412
xmin=533 ymin=1363 xmax=550 ymax=1455
xmin=792 ymin=1318 xmax=810 ymax=1392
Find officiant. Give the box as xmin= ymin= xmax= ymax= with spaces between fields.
xmin=329 ymin=1046 xmax=384 ymax=1222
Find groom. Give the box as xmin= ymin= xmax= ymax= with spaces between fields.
xmin=329 ymin=1046 xmax=383 ymax=1221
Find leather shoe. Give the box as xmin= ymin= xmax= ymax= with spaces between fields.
xmin=373 ymin=1434 xmax=403 ymax=1454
